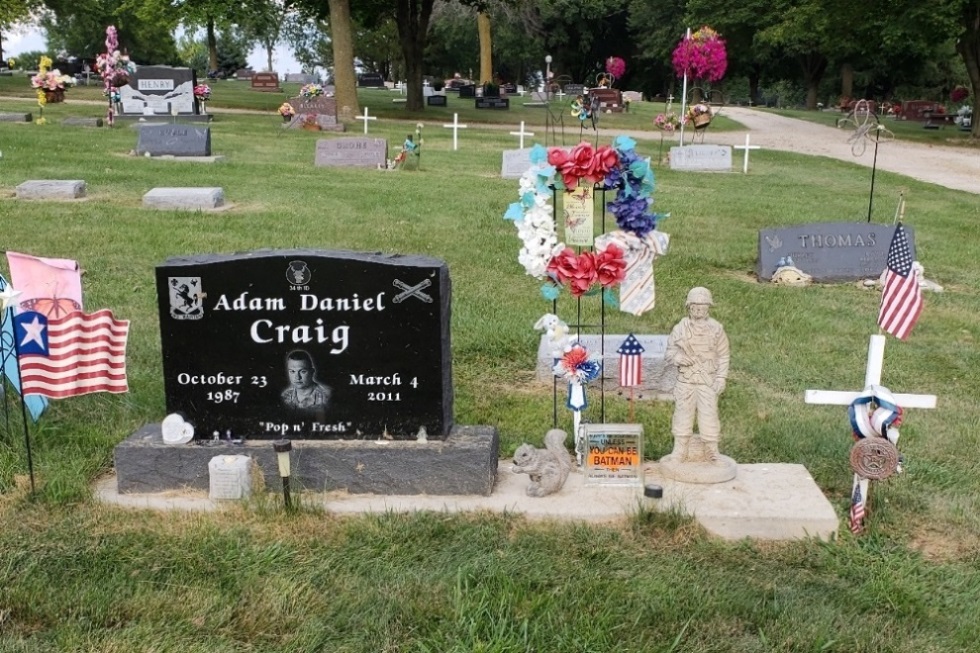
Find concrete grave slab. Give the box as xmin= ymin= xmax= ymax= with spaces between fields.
xmin=669 ymin=145 xmax=732 ymax=171
xmin=0 ymin=113 xmax=33 ymax=122
xmin=16 ymin=180 xmax=87 ymax=200
xmin=645 ymin=463 xmax=839 ymax=540
xmin=62 ymin=117 xmax=103 ymax=128
xmin=143 ymin=187 xmax=225 ymax=211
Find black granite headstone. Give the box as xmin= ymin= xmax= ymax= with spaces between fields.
xmin=156 ymin=250 xmax=453 ymax=440
xmin=475 ymin=97 xmax=509 ymax=109
xmin=136 ymin=125 xmax=211 ymax=157
xmin=757 ymin=222 xmax=916 ymax=282
xmin=357 ymin=72 xmax=385 ymax=87
xmin=458 ymin=84 xmax=476 ymax=98
xmin=427 ymin=95 xmax=447 ymax=107
xmin=564 ymin=83 xmax=585 ymax=97
xmin=119 ymin=65 xmax=197 ymax=116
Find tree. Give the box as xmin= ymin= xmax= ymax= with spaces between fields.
xmin=1 ymin=0 xmax=36 ymax=63
xmin=290 ymin=0 xmax=360 ymax=115
xmin=41 ymin=0 xmax=181 ymax=62
xmin=954 ymin=0 xmax=980 ymax=137
xmin=394 ymin=0 xmax=436 ymax=110
xmin=239 ymin=0 xmax=291 ymax=72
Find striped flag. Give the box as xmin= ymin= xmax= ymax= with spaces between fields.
xmin=15 ymin=309 xmax=130 ymax=399
xmin=617 ymin=333 xmax=644 ymax=387
xmin=877 ymin=224 xmax=922 ymax=340
xmin=849 ymin=476 xmax=867 ymax=534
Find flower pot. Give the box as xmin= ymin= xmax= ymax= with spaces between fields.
xmin=282 ymin=115 xmax=291 ymax=123
xmin=44 ymin=89 xmax=65 ymax=103
xmin=302 ymin=122 xmax=320 ymax=131
xmin=693 ymin=113 xmax=711 ymax=127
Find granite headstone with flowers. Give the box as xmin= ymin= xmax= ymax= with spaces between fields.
xmin=284 ymin=84 xmax=343 ymax=131
xmin=116 ymin=65 xmax=206 ymax=122
xmin=503 ymin=138 xmax=670 ymax=461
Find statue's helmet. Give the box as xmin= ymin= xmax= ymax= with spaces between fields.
xmin=685 ymin=286 xmax=714 ymax=306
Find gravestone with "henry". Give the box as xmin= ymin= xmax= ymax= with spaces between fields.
xmin=118 ymin=65 xmax=197 ymax=117
xmin=287 ymin=96 xmax=342 ymax=131
xmin=136 ymin=124 xmax=211 ymax=157
xmin=669 ymin=145 xmax=732 ymax=171
xmin=758 ymin=222 xmax=916 ymax=282
xmin=315 ymin=138 xmax=387 ymax=168
xmin=155 ymin=250 xmax=452 ymax=439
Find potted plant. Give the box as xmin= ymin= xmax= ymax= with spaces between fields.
xmin=483 ymin=81 xmax=500 ymax=97
xmin=30 ymin=56 xmax=74 ymax=104
xmin=193 ymin=83 xmax=211 ymax=114
xmin=301 ymin=113 xmax=320 ymax=131
xmin=431 ymin=79 xmax=444 ymax=94
xmin=278 ymin=102 xmax=296 ymax=123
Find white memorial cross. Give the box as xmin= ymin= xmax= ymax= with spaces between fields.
xmin=357 ymin=107 xmax=377 ymax=134
xmin=555 ymin=89 xmax=566 ymax=101
xmin=733 ymin=134 xmax=761 ymax=174
xmin=666 ymin=93 xmax=674 ymax=111
xmin=805 ymin=334 xmax=937 ymax=410
xmin=509 ymin=121 xmax=535 ymax=149
xmin=442 ymin=113 xmax=468 ymax=151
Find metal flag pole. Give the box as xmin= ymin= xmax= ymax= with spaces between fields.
xmin=678 ymin=28 xmax=691 ymax=147
xmin=9 ymin=324 xmax=36 ymax=495
xmin=866 ymin=125 xmax=882 ymax=223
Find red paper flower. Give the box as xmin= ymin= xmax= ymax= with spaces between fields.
xmin=595 ymin=244 xmax=626 ymax=287
xmin=593 ymin=146 xmax=620 ymax=183
xmin=547 ymin=247 xmax=579 ymax=284
xmin=546 ymin=248 xmax=599 ymax=297
xmin=560 ymin=345 xmax=589 ymax=373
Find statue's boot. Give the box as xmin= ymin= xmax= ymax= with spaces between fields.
xmin=702 ymin=438 xmax=722 ymax=462
xmin=664 ymin=435 xmax=690 ymax=462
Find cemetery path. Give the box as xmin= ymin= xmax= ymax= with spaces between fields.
xmin=631 ymin=107 xmax=979 ymax=195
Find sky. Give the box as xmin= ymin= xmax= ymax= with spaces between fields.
xmin=4 ymin=24 xmax=302 ymax=73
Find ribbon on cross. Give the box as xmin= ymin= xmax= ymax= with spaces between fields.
xmin=595 ymin=229 xmax=669 ymax=316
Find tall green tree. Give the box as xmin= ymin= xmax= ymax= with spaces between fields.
xmin=239 ymin=0 xmax=291 ymax=72
xmin=41 ymin=0 xmax=181 ymax=62
xmin=1 ymin=0 xmax=36 ymax=63
xmin=955 ymin=0 xmax=980 ymax=137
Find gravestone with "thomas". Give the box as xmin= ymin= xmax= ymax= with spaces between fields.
xmin=286 ymin=96 xmax=342 ymax=131
xmin=315 ymin=138 xmax=387 ymax=168
xmin=114 ymin=249 xmax=498 ymax=496
xmin=136 ymin=124 xmax=211 ymax=157
xmin=757 ymin=222 xmax=916 ymax=282
xmin=118 ymin=65 xmax=198 ymax=117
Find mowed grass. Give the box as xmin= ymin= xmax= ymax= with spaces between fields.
xmin=1 ymin=89 xmax=980 ymax=652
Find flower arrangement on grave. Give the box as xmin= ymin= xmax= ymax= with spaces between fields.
xmin=96 ymin=25 xmax=136 ymax=127
xmin=301 ymin=113 xmax=320 ymax=130
xmin=30 ymin=56 xmax=74 ymax=101
xmin=654 ymin=111 xmax=682 ymax=132
xmin=504 ymin=136 xmax=669 ymax=313
xmin=194 ymin=84 xmax=211 ymax=102
xmin=278 ymin=102 xmax=295 ymax=121
xmin=299 ymin=83 xmax=324 ymax=98
xmin=605 ymin=56 xmax=625 ymax=81
xmin=687 ymin=102 xmax=712 ymax=127
xmin=672 ymin=26 xmax=727 ymax=83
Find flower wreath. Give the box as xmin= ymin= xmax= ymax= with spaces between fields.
xmin=504 ymin=137 xmax=668 ymax=306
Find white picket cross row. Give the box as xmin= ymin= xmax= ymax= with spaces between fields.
xmin=358 ymin=107 xmax=377 ymax=134
xmin=805 ymin=335 xmax=937 ymax=410
xmin=733 ymin=134 xmax=761 ymax=174
xmin=509 ymin=121 xmax=535 ymax=149
xmin=442 ymin=113 xmax=468 ymax=151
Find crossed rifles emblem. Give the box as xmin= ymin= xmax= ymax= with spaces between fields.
xmin=392 ymin=278 xmax=433 ymax=304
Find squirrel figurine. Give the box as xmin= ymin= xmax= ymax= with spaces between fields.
xmin=512 ymin=429 xmax=573 ymax=497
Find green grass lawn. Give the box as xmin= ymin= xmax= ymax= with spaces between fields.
xmin=1 ymin=83 xmax=979 ymax=652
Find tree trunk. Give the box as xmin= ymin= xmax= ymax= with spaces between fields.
xmin=266 ymin=44 xmax=274 ymax=72
xmin=748 ymin=70 xmax=760 ymax=106
xmin=955 ymin=1 xmax=980 ymax=138
xmin=801 ymin=52 xmax=827 ymax=110
xmin=396 ymin=0 xmax=435 ymax=111
xmin=478 ymin=11 xmax=492 ymax=84
xmin=329 ymin=0 xmax=359 ymax=118
xmin=840 ymin=62 xmax=853 ymax=100
xmin=207 ymin=18 xmax=218 ymax=73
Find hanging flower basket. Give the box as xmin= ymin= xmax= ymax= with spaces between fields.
xmin=693 ymin=113 xmax=711 ymax=127
xmin=44 ymin=89 xmax=65 ymax=104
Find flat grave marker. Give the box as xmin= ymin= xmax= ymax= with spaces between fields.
xmin=757 ymin=222 xmax=915 ymax=282
xmin=314 ymin=138 xmax=387 ymax=168
xmin=143 ymin=187 xmax=225 ymax=211
xmin=669 ymin=144 xmax=732 ymax=171
xmin=16 ymin=180 xmax=86 ymax=200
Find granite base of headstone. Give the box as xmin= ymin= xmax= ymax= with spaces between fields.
xmin=16 ymin=180 xmax=87 ymax=200
xmin=115 ymin=424 xmax=498 ymax=496
xmin=0 ymin=112 xmax=32 ymax=123
xmin=475 ymin=97 xmax=509 ymax=110
xmin=536 ymin=334 xmax=675 ymax=400
xmin=427 ymin=95 xmax=447 ymax=107
xmin=757 ymin=222 xmax=915 ymax=282
xmin=669 ymin=145 xmax=732 ymax=171
xmin=143 ymin=187 xmax=225 ymax=211
xmin=62 ymin=117 xmax=104 ymax=128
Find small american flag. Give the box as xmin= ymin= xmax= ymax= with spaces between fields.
xmin=877 ymin=224 xmax=922 ymax=340
xmin=616 ymin=333 xmax=644 ymax=387
xmin=16 ymin=309 xmax=130 ymax=399
xmin=849 ymin=478 xmax=866 ymax=534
